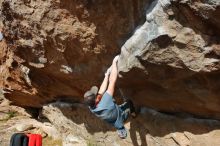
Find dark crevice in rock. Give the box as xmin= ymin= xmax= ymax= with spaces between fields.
xmin=25 ymin=107 xmax=41 ymax=119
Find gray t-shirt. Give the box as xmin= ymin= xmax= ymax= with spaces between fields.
xmin=90 ymin=92 xmax=124 ymax=129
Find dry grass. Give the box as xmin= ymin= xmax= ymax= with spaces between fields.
xmin=43 ymin=136 xmax=62 ymax=146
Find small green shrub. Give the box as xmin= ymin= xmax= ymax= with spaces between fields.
xmin=0 ymin=110 xmax=17 ymax=122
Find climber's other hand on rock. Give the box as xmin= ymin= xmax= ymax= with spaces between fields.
xmin=113 ymin=55 xmax=120 ymax=63
xmin=105 ymin=67 xmax=112 ymax=77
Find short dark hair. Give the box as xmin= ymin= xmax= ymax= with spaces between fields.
xmin=84 ymin=94 xmax=96 ymax=108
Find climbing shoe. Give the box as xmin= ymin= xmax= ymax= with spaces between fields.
xmin=117 ymin=127 xmax=127 ymax=139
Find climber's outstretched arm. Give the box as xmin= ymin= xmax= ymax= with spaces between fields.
xmin=98 ymin=71 xmax=110 ymax=95
xmin=106 ymin=55 xmax=119 ymax=96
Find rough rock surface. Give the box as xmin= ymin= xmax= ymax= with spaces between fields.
xmin=0 ymin=0 xmax=220 ymax=146
xmin=1 ymin=0 xmax=220 ymax=120
xmin=1 ymin=97 xmax=220 ymax=146
xmin=0 ymin=0 xmax=148 ymax=107
xmin=0 ymin=95 xmax=61 ymax=146
xmin=41 ymin=102 xmax=220 ymax=146
xmin=117 ymin=0 xmax=220 ymax=119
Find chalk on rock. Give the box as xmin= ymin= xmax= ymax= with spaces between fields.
xmin=159 ymin=0 xmax=171 ymax=8
xmin=0 ymin=32 xmax=3 ymax=41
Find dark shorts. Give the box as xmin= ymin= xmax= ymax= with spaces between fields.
xmin=119 ymin=102 xmax=131 ymax=122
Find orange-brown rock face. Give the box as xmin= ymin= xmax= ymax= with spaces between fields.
xmin=0 ymin=0 xmax=148 ymax=107
xmin=1 ymin=0 xmax=220 ymax=121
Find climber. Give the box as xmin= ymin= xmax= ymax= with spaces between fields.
xmin=84 ymin=55 xmax=136 ymax=139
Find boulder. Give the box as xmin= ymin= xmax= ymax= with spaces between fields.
xmin=41 ymin=102 xmax=220 ymax=146
xmin=0 ymin=0 xmax=220 ymax=120
xmin=0 ymin=0 xmax=149 ymax=107
xmin=117 ymin=0 xmax=220 ymax=119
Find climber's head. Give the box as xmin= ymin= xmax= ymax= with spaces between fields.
xmin=84 ymin=86 xmax=98 ymax=108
